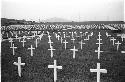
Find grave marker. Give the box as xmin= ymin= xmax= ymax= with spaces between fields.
xmin=70 ymin=46 xmax=78 ymax=58
xmin=90 ymin=63 xmax=107 ymax=82
xmin=63 ymin=40 xmax=68 ymax=49
xmin=28 ymin=45 xmax=35 ymax=56
xmin=21 ymin=39 xmax=26 ymax=47
xmin=115 ymin=41 xmax=121 ymax=51
xmin=79 ymin=40 xmax=85 ymax=49
xmin=110 ymin=37 xmax=116 ymax=45
xmin=48 ymin=60 xmax=62 ymax=82
xmin=10 ymin=44 xmax=17 ymax=55
xmin=13 ymin=57 xmax=25 ymax=77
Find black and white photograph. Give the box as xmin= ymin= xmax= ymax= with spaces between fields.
xmin=1 ymin=0 xmax=125 ymax=82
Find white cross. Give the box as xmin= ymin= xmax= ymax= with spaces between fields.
xmin=71 ymin=32 xmax=74 ymax=38
xmin=95 ymin=47 xmax=103 ymax=59
xmin=63 ymin=32 xmax=66 ymax=38
xmin=71 ymin=38 xmax=75 ymax=43
xmin=70 ymin=46 xmax=78 ymax=58
xmin=79 ymin=40 xmax=85 ymax=49
xmin=106 ymin=32 xmax=111 ymax=37
xmin=48 ymin=40 xmax=53 ymax=48
xmin=48 ymin=35 xmax=51 ymax=41
xmin=110 ymin=37 xmax=116 ymax=45
xmin=10 ymin=44 xmax=17 ymax=55
xmin=90 ymin=63 xmax=107 ymax=82
xmin=15 ymin=34 xmax=18 ymax=39
xmin=63 ymin=40 xmax=68 ymax=49
xmin=38 ymin=31 xmax=45 ymax=40
xmin=13 ymin=57 xmax=25 ymax=77
xmin=18 ymin=37 xmax=21 ymax=42
xmin=48 ymin=60 xmax=62 ymax=82
xmin=21 ymin=39 xmax=26 ymax=47
xmin=48 ymin=46 xmax=56 ymax=58
xmin=56 ymin=35 xmax=60 ymax=40
xmin=28 ymin=45 xmax=35 ymax=56
xmin=60 ymin=37 xmax=63 ymax=43
xmin=9 ymin=38 xmax=13 ymax=47
xmin=115 ymin=41 xmax=121 ymax=51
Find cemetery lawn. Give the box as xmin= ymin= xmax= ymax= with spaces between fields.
xmin=1 ymin=29 xmax=125 ymax=82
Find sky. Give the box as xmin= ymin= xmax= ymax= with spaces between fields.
xmin=1 ymin=0 xmax=124 ymax=21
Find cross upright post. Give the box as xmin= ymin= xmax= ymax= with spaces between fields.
xmin=28 ymin=45 xmax=35 ymax=56
xmin=95 ymin=47 xmax=103 ymax=59
xmin=48 ymin=35 xmax=51 ymax=41
xmin=71 ymin=32 xmax=74 ymax=38
xmin=57 ymin=35 xmax=60 ymax=40
xmin=13 ymin=57 xmax=25 ymax=77
xmin=90 ymin=63 xmax=107 ymax=82
xmin=80 ymin=32 xmax=83 ymax=38
xmin=70 ymin=46 xmax=78 ymax=58
xmin=35 ymin=38 xmax=38 ymax=48
xmin=48 ymin=60 xmax=62 ymax=82
xmin=10 ymin=44 xmax=17 ymax=55
xmin=63 ymin=32 xmax=66 ymax=38
xmin=60 ymin=37 xmax=63 ymax=43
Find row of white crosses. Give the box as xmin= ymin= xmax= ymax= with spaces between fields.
xmin=117 ymin=33 xmax=125 ymax=42
xmin=12 ymin=31 xmax=47 ymax=77
xmin=95 ymin=32 xmax=103 ymax=59
xmin=106 ymin=32 xmax=122 ymax=51
xmin=109 ymin=36 xmax=121 ymax=51
xmin=92 ymin=32 xmax=107 ymax=82
xmin=48 ymin=33 xmax=56 ymax=58
xmin=117 ymin=33 xmax=125 ymax=53
xmin=84 ymin=32 xmax=93 ymax=41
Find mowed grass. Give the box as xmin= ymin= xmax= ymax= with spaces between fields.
xmin=1 ymin=28 xmax=125 ymax=82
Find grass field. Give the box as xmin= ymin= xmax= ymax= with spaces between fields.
xmin=1 ymin=24 xmax=125 ymax=82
